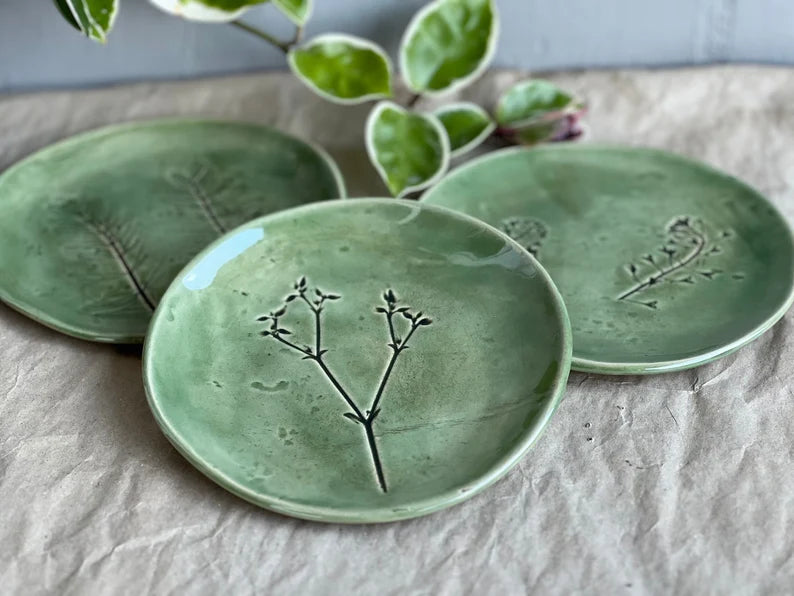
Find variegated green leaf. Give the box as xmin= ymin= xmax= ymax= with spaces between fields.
xmin=496 ymin=79 xmax=583 ymax=126
xmin=366 ymin=101 xmax=450 ymax=197
xmin=496 ymin=79 xmax=585 ymax=145
xmin=53 ymin=0 xmax=81 ymax=31
xmin=55 ymin=0 xmax=118 ymax=42
xmin=400 ymin=0 xmax=498 ymax=95
xmin=274 ymin=0 xmax=312 ymax=25
xmin=508 ymin=114 xmax=585 ymax=145
xmin=289 ymin=34 xmax=392 ymax=104
xmin=434 ymin=102 xmax=495 ymax=156
xmin=197 ymin=0 xmax=269 ymax=10
xmin=149 ymin=0 xmax=265 ymax=22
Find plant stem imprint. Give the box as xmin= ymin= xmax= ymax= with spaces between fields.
xmin=255 ymin=277 xmax=433 ymax=492
xmin=166 ymin=161 xmax=230 ymax=234
xmin=65 ymin=203 xmax=157 ymax=312
xmin=618 ymin=216 xmax=741 ymax=309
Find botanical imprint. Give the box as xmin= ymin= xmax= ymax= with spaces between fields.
xmin=255 ymin=277 xmax=433 ymax=492
xmin=618 ymin=216 xmax=742 ymax=309
xmin=498 ymin=216 xmax=549 ymax=257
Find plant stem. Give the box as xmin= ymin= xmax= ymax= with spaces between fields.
xmin=260 ymin=284 xmax=433 ymax=494
xmin=271 ymin=333 xmax=312 ymax=358
xmin=368 ymin=323 xmax=417 ymax=418
xmin=406 ymin=93 xmax=421 ymax=108
xmin=299 ymin=291 xmax=316 ymax=313
xmin=291 ymin=25 xmax=304 ymax=45
xmin=231 ymin=20 xmax=291 ymax=53
xmin=371 ymin=353 xmax=399 ymax=414
xmin=315 ymin=309 xmax=322 ymax=356
xmin=312 ymin=338 xmax=386 ymax=491
xmin=270 ymin=313 xmax=364 ymax=420
xmin=386 ymin=311 xmax=397 ymax=344
xmin=309 ymin=291 xmax=388 ymax=492
xmin=363 ymin=420 xmax=387 ymax=492
xmin=315 ymin=358 xmax=366 ymax=421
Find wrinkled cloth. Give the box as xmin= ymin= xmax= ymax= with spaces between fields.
xmin=2 ymin=67 xmax=794 ymax=594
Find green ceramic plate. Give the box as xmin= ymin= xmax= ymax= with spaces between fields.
xmin=143 ymin=199 xmax=572 ymax=523
xmin=0 ymin=119 xmax=345 ymax=343
xmin=422 ymin=145 xmax=794 ymax=374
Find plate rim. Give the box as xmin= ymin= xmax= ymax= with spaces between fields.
xmin=142 ymin=197 xmax=573 ymax=523
xmin=421 ymin=143 xmax=794 ymax=375
xmin=0 ymin=118 xmax=347 ymax=344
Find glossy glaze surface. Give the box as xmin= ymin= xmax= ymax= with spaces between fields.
xmin=422 ymin=145 xmax=794 ymax=374
xmin=143 ymin=199 xmax=571 ymax=522
xmin=0 ymin=120 xmax=345 ymax=343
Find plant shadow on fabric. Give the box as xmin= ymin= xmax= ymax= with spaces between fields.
xmin=255 ymin=277 xmax=433 ymax=492
xmin=618 ymin=216 xmax=744 ymax=309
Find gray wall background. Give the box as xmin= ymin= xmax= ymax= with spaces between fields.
xmin=1 ymin=0 xmax=794 ymax=91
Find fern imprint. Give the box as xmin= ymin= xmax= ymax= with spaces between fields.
xmin=255 ymin=277 xmax=433 ymax=492
xmin=66 ymin=205 xmax=156 ymax=312
xmin=87 ymin=222 xmax=157 ymax=311
xmin=166 ymin=161 xmax=229 ymax=234
xmin=617 ymin=216 xmax=741 ymax=309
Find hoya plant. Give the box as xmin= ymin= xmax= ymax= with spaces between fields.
xmin=53 ymin=0 xmax=585 ymax=197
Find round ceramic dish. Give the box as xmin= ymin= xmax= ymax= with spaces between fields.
xmin=422 ymin=145 xmax=794 ymax=374
xmin=0 ymin=119 xmax=345 ymax=343
xmin=143 ymin=199 xmax=572 ymax=523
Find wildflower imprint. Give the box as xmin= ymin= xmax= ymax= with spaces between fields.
xmin=499 ymin=216 xmax=549 ymax=257
xmin=255 ymin=276 xmax=433 ymax=492
xmin=617 ymin=216 xmax=743 ymax=309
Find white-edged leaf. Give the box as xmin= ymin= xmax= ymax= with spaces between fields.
xmin=288 ymin=34 xmax=392 ymax=105
xmin=508 ymin=113 xmax=586 ymax=145
xmin=399 ymin=0 xmax=499 ymax=95
xmin=495 ymin=79 xmax=583 ymax=126
xmin=53 ymin=0 xmax=81 ymax=31
xmin=148 ymin=0 xmax=263 ymax=22
xmin=434 ymin=102 xmax=495 ymax=157
xmin=274 ymin=0 xmax=312 ymax=25
xmin=57 ymin=0 xmax=119 ymax=42
xmin=195 ymin=0 xmax=269 ymax=11
xmin=365 ymin=101 xmax=450 ymax=197
xmin=495 ymin=79 xmax=586 ymax=145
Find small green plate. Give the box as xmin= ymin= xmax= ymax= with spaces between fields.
xmin=0 ymin=119 xmax=345 ymax=343
xmin=143 ymin=199 xmax=571 ymax=523
xmin=422 ymin=145 xmax=794 ymax=374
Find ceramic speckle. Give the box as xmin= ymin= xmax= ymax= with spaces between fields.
xmin=422 ymin=145 xmax=794 ymax=374
xmin=0 ymin=119 xmax=345 ymax=343
xmin=143 ymin=199 xmax=572 ymax=522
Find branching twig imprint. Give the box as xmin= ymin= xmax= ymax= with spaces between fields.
xmin=618 ymin=216 xmax=741 ymax=309
xmin=255 ymin=277 xmax=433 ymax=492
